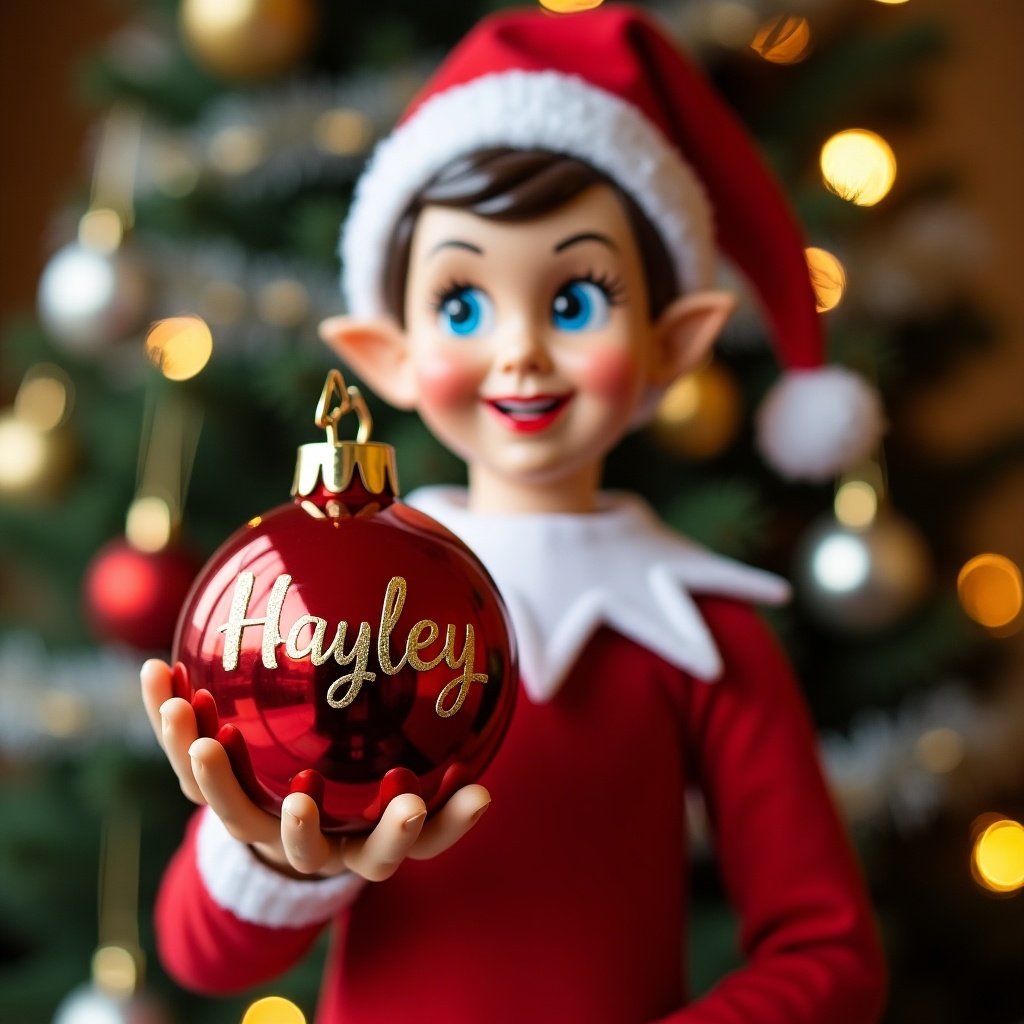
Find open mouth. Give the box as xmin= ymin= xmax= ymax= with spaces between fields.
xmin=483 ymin=393 xmax=574 ymax=433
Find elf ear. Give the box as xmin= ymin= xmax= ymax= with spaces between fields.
xmin=318 ymin=315 xmax=418 ymax=410
xmin=648 ymin=291 xmax=736 ymax=389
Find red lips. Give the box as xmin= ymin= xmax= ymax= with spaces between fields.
xmin=483 ymin=393 xmax=574 ymax=433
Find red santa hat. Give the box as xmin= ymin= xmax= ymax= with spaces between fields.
xmin=340 ymin=4 xmax=884 ymax=481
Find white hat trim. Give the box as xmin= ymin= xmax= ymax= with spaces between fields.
xmin=341 ymin=69 xmax=716 ymax=317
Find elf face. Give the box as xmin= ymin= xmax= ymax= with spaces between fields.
xmin=323 ymin=183 xmax=733 ymax=513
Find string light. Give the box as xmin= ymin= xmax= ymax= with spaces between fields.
xmin=820 ymin=129 xmax=897 ymax=207
xmin=805 ymin=247 xmax=846 ymax=312
xmin=834 ymin=481 xmax=878 ymax=530
xmin=972 ymin=818 xmax=1024 ymax=894
xmin=242 ymin=996 xmax=307 ymax=1024
xmin=957 ymin=554 xmax=1023 ymax=629
xmin=146 ymin=315 xmax=214 ymax=381
xmin=750 ymin=15 xmax=812 ymax=64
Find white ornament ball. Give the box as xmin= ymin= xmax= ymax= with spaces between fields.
xmin=38 ymin=242 xmax=150 ymax=355
xmin=794 ymin=512 xmax=932 ymax=633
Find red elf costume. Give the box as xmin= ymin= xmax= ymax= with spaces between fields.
xmin=155 ymin=6 xmax=888 ymax=1022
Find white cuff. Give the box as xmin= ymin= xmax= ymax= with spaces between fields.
xmin=196 ymin=807 xmax=365 ymax=929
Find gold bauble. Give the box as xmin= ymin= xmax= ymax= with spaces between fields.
xmin=650 ymin=363 xmax=743 ymax=459
xmin=180 ymin=0 xmax=318 ymax=82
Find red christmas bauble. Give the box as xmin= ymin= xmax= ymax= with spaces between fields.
xmin=172 ymin=376 xmax=517 ymax=834
xmin=84 ymin=537 xmax=199 ymax=651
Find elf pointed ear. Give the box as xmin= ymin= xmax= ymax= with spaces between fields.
xmin=319 ymin=315 xmax=418 ymax=410
xmin=649 ymin=291 xmax=736 ymax=389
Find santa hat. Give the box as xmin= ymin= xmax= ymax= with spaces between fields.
xmin=340 ymin=4 xmax=884 ymax=481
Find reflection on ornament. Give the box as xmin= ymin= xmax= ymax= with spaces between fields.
xmin=834 ymin=480 xmax=878 ymax=529
xmin=180 ymin=0 xmax=317 ymax=82
xmin=14 ymin=364 xmax=73 ymax=431
xmin=146 ymin=316 xmax=213 ymax=381
xmin=972 ymin=817 xmax=1024 ymax=894
xmin=208 ymin=124 xmax=266 ymax=175
xmin=805 ymin=247 xmax=846 ymax=313
xmin=914 ymin=726 xmax=964 ymax=774
xmin=750 ymin=15 xmax=812 ymax=64
xmin=313 ymin=109 xmax=374 ymax=156
xmin=651 ymin=363 xmax=742 ymax=459
xmin=794 ymin=512 xmax=932 ymax=633
xmin=957 ymin=554 xmax=1023 ymax=629
xmin=538 ymin=0 xmax=604 ymax=11
xmin=37 ymin=241 xmax=150 ymax=354
xmin=78 ymin=208 xmax=125 ymax=255
xmin=243 ymin=996 xmax=307 ymax=1024
xmin=256 ymin=278 xmax=310 ymax=327
xmin=820 ymin=129 xmax=897 ymax=207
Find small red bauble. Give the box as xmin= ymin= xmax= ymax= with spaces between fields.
xmin=172 ymin=373 xmax=517 ymax=833
xmin=85 ymin=537 xmax=199 ymax=651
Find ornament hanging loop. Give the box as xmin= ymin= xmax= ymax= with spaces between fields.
xmin=316 ymin=369 xmax=372 ymax=445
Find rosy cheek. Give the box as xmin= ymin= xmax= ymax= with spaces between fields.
xmin=571 ymin=345 xmax=640 ymax=400
xmin=415 ymin=352 xmax=482 ymax=409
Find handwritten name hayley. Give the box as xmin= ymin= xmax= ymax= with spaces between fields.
xmin=216 ymin=574 xmax=487 ymax=718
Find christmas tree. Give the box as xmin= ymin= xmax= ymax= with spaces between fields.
xmin=2 ymin=1 xmax=1023 ymax=1021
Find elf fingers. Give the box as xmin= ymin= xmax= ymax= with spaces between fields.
xmin=188 ymin=737 xmax=279 ymax=847
xmin=141 ymin=659 xmax=174 ymax=748
xmin=407 ymin=784 xmax=491 ymax=861
xmin=342 ymin=793 xmax=427 ymax=882
xmin=279 ymin=793 xmax=334 ymax=875
xmin=159 ymin=697 xmax=205 ymax=805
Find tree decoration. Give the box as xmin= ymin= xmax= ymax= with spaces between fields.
xmin=650 ymin=362 xmax=743 ymax=460
xmin=820 ymin=128 xmax=897 ymax=207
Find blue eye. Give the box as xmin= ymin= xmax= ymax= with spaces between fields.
xmin=551 ymin=281 xmax=612 ymax=332
xmin=437 ymin=286 xmax=493 ymax=337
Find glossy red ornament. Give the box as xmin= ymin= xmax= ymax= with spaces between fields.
xmin=84 ymin=537 xmax=199 ymax=651
xmin=172 ymin=373 xmax=517 ymax=834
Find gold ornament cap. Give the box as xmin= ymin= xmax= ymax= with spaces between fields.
xmin=292 ymin=371 xmax=399 ymax=499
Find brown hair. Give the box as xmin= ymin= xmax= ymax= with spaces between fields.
xmin=381 ymin=148 xmax=678 ymax=325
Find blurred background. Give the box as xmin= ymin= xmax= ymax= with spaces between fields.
xmin=1 ymin=0 xmax=1023 ymax=1021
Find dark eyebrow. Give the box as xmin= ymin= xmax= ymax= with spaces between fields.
xmin=553 ymin=231 xmax=619 ymax=254
xmin=428 ymin=239 xmax=484 ymax=258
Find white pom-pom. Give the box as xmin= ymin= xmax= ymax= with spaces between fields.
xmin=755 ymin=367 xmax=886 ymax=481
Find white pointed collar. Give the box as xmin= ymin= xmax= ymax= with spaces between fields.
xmin=405 ymin=486 xmax=791 ymax=705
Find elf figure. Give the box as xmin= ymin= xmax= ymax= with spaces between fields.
xmin=145 ymin=6 xmax=887 ymax=1021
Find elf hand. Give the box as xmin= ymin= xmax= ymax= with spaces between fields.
xmin=140 ymin=659 xmax=491 ymax=882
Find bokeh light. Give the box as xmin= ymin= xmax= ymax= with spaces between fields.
xmin=15 ymin=365 xmax=73 ymax=432
xmin=0 ymin=414 xmax=48 ymax=492
xmin=313 ymin=108 xmax=373 ymax=155
xmin=805 ymin=247 xmax=847 ymax=312
xmin=146 ymin=316 xmax=214 ymax=380
xmin=750 ymin=15 xmax=812 ymax=64
xmin=811 ymin=533 xmax=870 ymax=593
xmin=538 ymin=0 xmax=604 ymax=11
xmin=957 ymin=554 xmax=1023 ymax=629
xmin=834 ymin=481 xmax=878 ymax=530
xmin=242 ymin=995 xmax=307 ymax=1024
xmin=126 ymin=496 xmax=174 ymax=554
xmin=78 ymin=208 xmax=125 ymax=255
xmin=256 ymin=278 xmax=310 ymax=327
xmin=972 ymin=818 xmax=1024 ymax=894
xmin=915 ymin=727 xmax=964 ymax=774
xmin=208 ymin=124 xmax=266 ymax=175
xmin=92 ymin=944 xmax=138 ymax=998
xmin=820 ymin=129 xmax=897 ymax=207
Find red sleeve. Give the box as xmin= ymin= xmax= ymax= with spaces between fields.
xmin=154 ymin=812 xmax=329 ymax=995
xmin=659 ymin=598 xmax=887 ymax=1024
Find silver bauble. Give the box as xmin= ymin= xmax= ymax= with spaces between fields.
xmin=37 ymin=242 xmax=150 ymax=355
xmin=52 ymin=984 xmax=173 ymax=1024
xmin=794 ymin=512 xmax=932 ymax=634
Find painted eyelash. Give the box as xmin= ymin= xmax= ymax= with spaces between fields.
xmin=568 ymin=269 xmax=627 ymax=305
xmin=430 ymin=278 xmax=478 ymax=313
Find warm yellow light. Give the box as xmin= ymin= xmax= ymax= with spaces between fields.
xmin=957 ymin=554 xmax=1023 ymax=628
xmin=78 ymin=208 xmax=125 ymax=255
xmin=538 ymin=0 xmax=605 ymax=11
xmin=820 ymin=129 xmax=897 ymax=207
xmin=656 ymin=376 xmax=701 ymax=426
xmin=751 ymin=15 xmax=812 ymax=64
xmin=834 ymin=481 xmax=877 ymax=530
xmin=0 ymin=414 xmax=48 ymax=491
xmin=126 ymin=496 xmax=174 ymax=553
xmin=973 ymin=819 xmax=1024 ymax=893
xmin=146 ymin=315 xmax=214 ymax=381
xmin=915 ymin=727 xmax=964 ymax=774
xmin=209 ymin=124 xmax=266 ymax=175
xmin=313 ymin=109 xmax=373 ymax=155
xmin=92 ymin=944 xmax=138 ymax=998
xmin=242 ymin=996 xmax=307 ymax=1024
xmin=15 ymin=365 xmax=73 ymax=432
xmin=805 ymin=247 xmax=847 ymax=313
xmin=873 ymin=0 xmax=910 ymax=5
xmin=257 ymin=279 xmax=310 ymax=328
